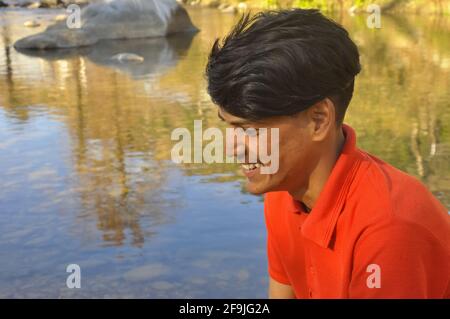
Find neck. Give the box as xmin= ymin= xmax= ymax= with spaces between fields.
xmin=292 ymin=127 xmax=345 ymax=209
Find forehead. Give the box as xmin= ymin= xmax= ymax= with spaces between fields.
xmin=217 ymin=107 xmax=298 ymax=128
xmin=218 ymin=108 xmax=244 ymax=121
xmin=218 ymin=108 xmax=267 ymax=127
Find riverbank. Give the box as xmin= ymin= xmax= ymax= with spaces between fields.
xmin=1 ymin=0 xmax=449 ymax=15
xmin=186 ymin=0 xmax=450 ymax=15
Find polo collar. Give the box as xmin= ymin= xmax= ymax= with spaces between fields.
xmin=289 ymin=124 xmax=363 ymax=248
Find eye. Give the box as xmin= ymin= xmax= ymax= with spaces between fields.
xmin=244 ymin=128 xmax=258 ymax=137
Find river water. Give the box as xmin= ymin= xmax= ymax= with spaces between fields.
xmin=0 ymin=7 xmax=449 ymax=298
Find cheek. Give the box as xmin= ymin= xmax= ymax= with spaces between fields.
xmin=279 ymin=137 xmax=308 ymax=172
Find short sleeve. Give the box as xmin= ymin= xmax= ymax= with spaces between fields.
xmin=264 ymin=193 xmax=291 ymax=285
xmin=267 ymin=234 xmax=290 ymax=284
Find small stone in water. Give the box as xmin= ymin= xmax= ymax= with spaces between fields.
xmin=54 ymin=14 xmax=67 ymax=22
xmin=24 ymin=20 xmax=40 ymax=28
xmin=110 ymin=53 xmax=144 ymax=63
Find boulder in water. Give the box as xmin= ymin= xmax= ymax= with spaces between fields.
xmin=14 ymin=0 xmax=199 ymax=50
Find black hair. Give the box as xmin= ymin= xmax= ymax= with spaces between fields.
xmin=205 ymin=9 xmax=361 ymax=124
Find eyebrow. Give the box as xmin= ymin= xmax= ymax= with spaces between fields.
xmin=217 ymin=111 xmax=252 ymax=126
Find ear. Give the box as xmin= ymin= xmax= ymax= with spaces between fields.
xmin=307 ymin=98 xmax=335 ymax=141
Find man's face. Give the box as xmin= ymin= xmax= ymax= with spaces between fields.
xmin=218 ymin=108 xmax=319 ymax=196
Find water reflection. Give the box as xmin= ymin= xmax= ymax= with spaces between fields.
xmin=0 ymin=8 xmax=449 ymax=298
xmin=13 ymin=34 xmax=197 ymax=248
xmin=14 ymin=34 xmax=196 ymax=79
xmin=346 ymin=14 xmax=450 ymax=207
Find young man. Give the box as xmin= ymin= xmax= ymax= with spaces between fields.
xmin=205 ymin=9 xmax=450 ymax=298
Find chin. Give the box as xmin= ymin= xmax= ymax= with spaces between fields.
xmin=244 ymin=179 xmax=275 ymax=195
xmin=245 ymin=184 xmax=265 ymax=195
xmin=241 ymin=165 xmax=283 ymax=195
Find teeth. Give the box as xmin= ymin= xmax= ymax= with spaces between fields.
xmin=242 ymin=163 xmax=262 ymax=170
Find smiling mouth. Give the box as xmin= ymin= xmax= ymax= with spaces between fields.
xmin=241 ymin=163 xmax=262 ymax=171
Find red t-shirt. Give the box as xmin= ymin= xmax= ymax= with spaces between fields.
xmin=264 ymin=124 xmax=450 ymax=298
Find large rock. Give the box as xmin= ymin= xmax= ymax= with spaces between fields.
xmin=3 ymin=0 xmax=34 ymax=6
xmin=14 ymin=0 xmax=199 ymax=50
xmin=60 ymin=0 xmax=90 ymax=5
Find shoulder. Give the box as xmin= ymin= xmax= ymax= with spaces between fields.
xmin=350 ymin=150 xmax=450 ymax=248
xmin=355 ymin=216 xmax=449 ymax=254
